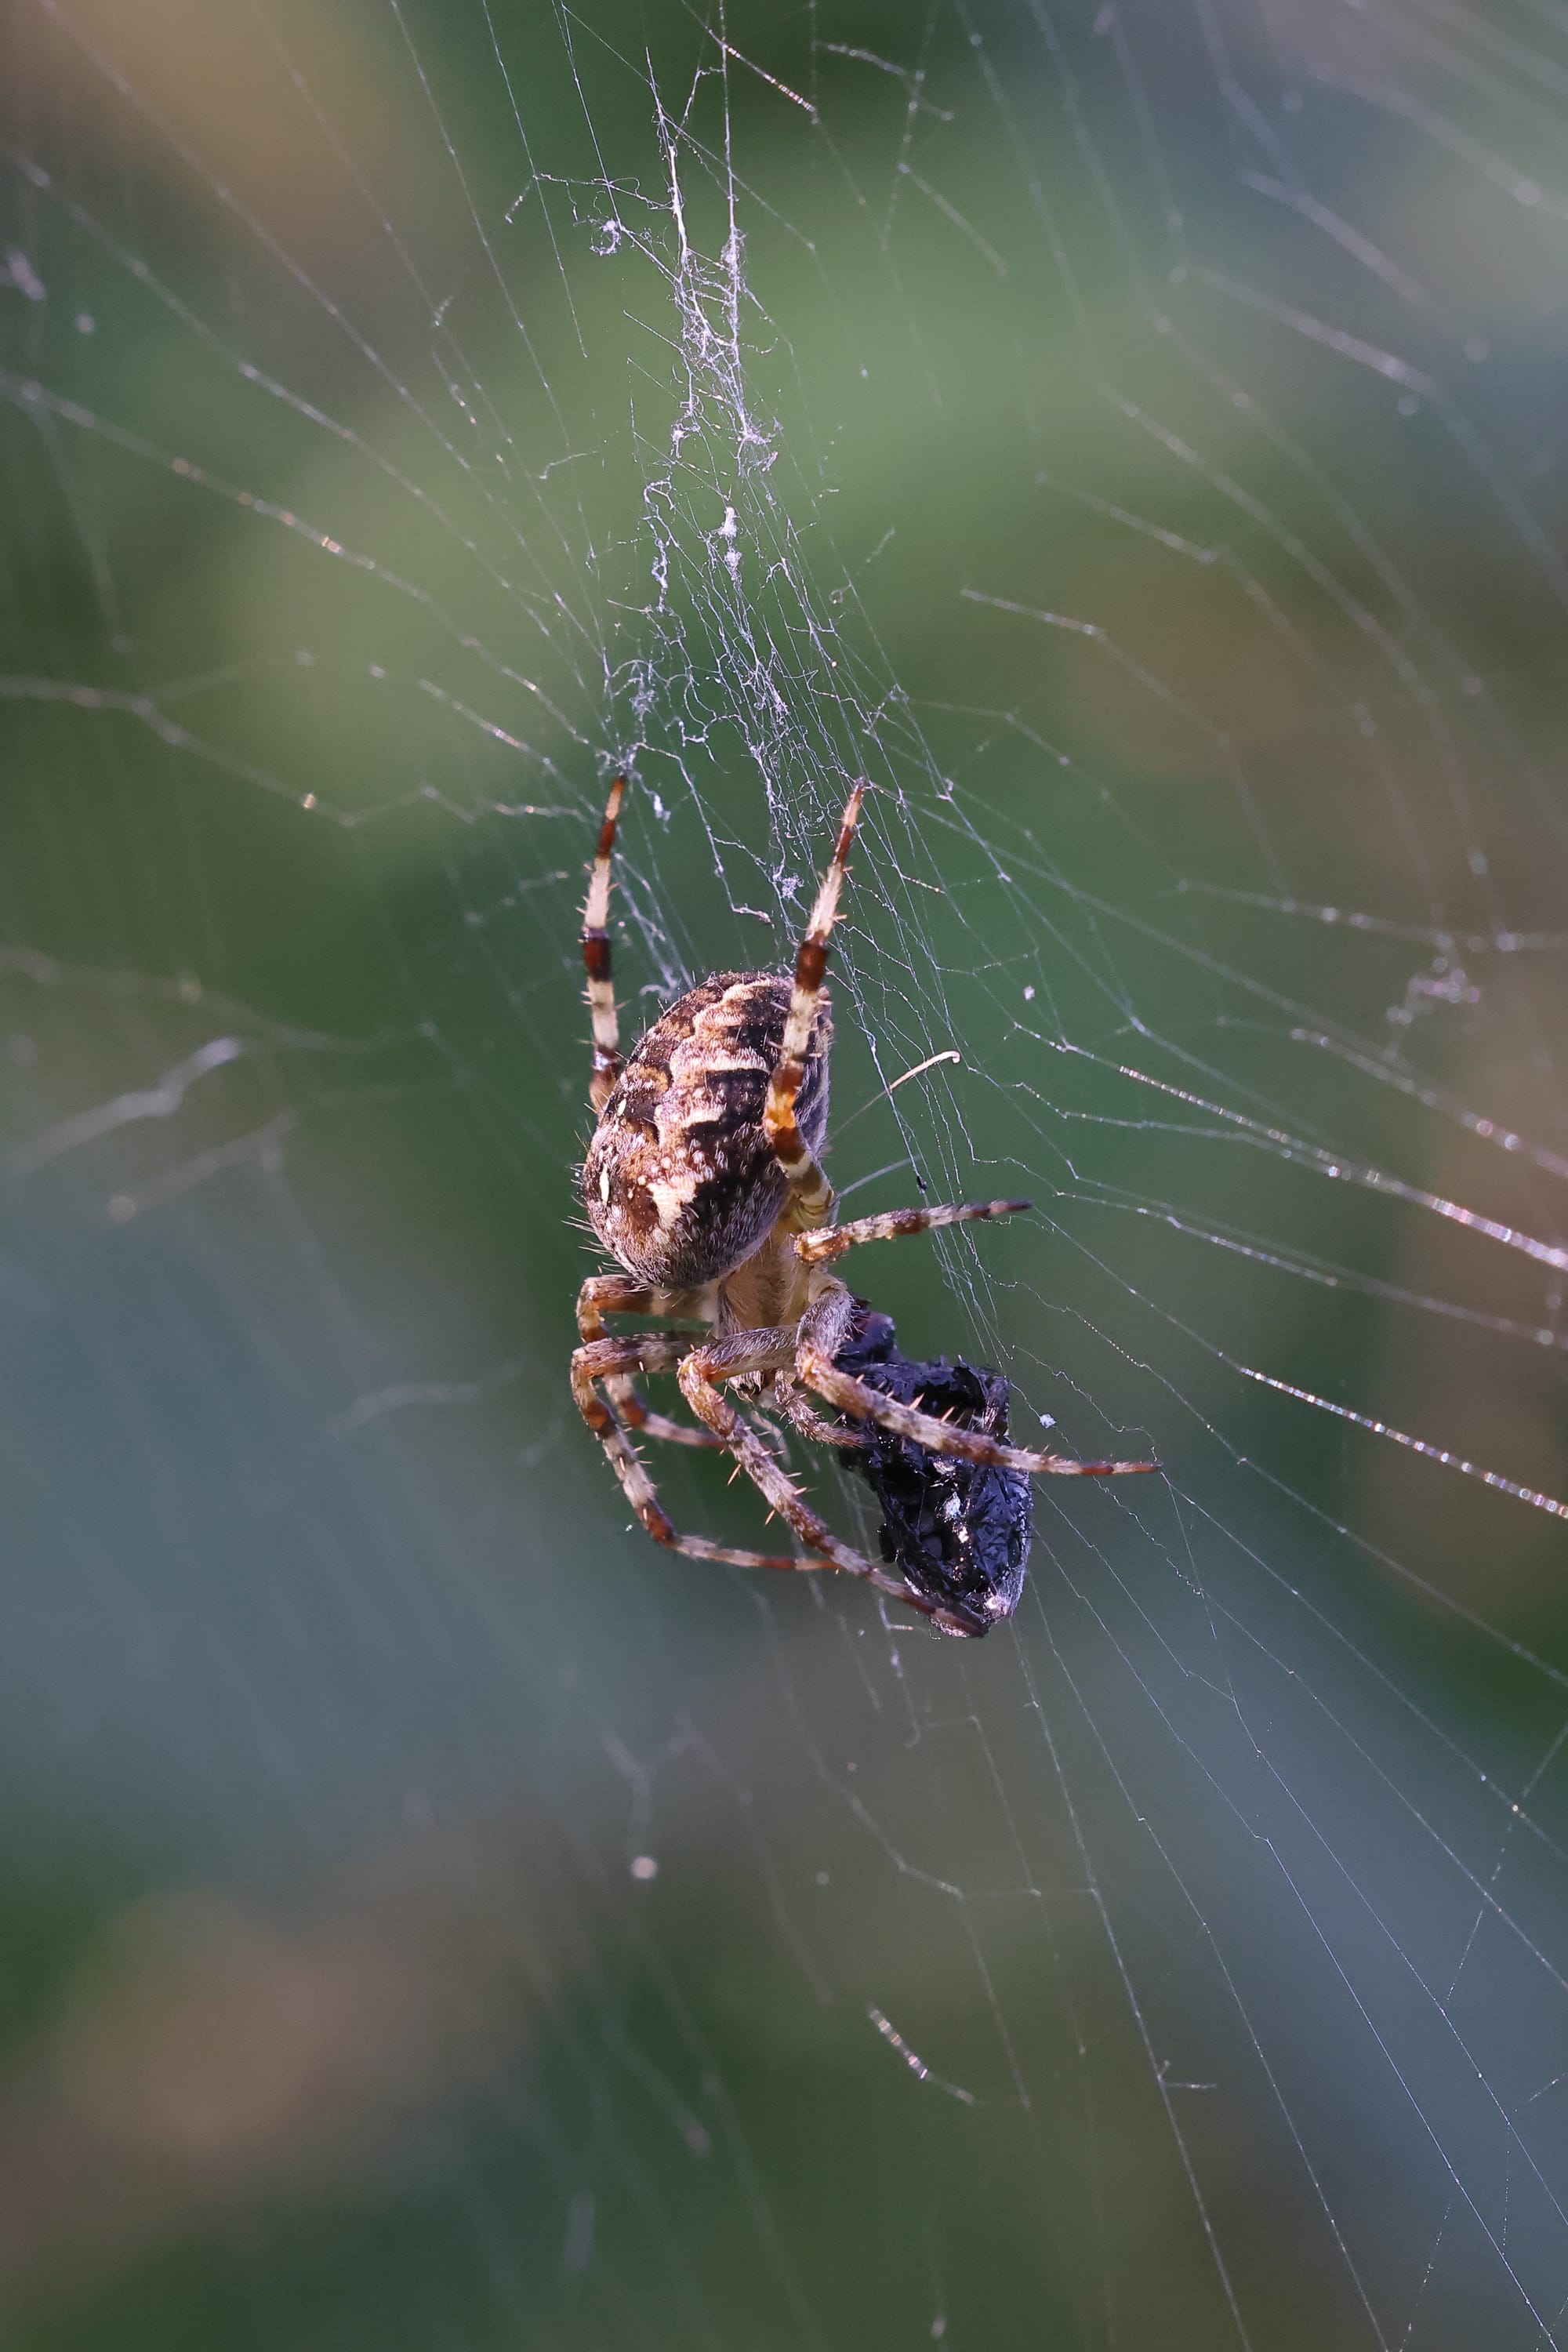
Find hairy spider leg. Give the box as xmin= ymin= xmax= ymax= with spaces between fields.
xmin=773 ymin=1384 xmax=863 ymax=1449
xmin=762 ymin=781 xmax=865 ymax=1225
xmin=801 ymin=1334 xmax=1157 ymax=1475
xmin=576 ymin=1274 xmax=724 ymax=1450
xmin=581 ymin=775 xmax=626 ymax=1116
xmin=792 ymin=1237 xmax=1160 ymax=1479
xmin=795 ymin=1197 xmax=1033 ymax=1265
xmin=572 ymin=1333 xmax=833 ymax=1570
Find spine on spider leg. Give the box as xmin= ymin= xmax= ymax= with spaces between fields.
xmin=582 ymin=776 xmax=626 ymax=1112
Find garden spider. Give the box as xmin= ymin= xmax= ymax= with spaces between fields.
xmin=570 ymin=777 xmax=1158 ymax=1638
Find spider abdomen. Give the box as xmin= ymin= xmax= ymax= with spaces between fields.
xmin=582 ymin=971 xmax=831 ymax=1288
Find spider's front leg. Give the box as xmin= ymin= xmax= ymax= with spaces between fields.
xmin=796 ymin=1280 xmax=1160 ymax=1479
xmin=794 ymin=1196 xmax=1033 ymax=1265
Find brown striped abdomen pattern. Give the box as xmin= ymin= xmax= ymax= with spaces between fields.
xmin=581 ymin=971 xmax=831 ymax=1288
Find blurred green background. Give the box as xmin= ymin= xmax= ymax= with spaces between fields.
xmin=3 ymin=2 xmax=1568 ymax=2345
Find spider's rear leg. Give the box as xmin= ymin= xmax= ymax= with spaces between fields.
xmin=572 ymin=1334 xmax=833 ymax=1571
xmin=762 ymin=782 xmax=864 ymax=1224
xmin=797 ymin=1283 xmax=1160 ymax=1479
xmin=581 ymin=775 xmax=626 ymax=1116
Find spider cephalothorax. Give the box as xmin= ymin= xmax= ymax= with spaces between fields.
xmin=569 ymin=777 xmax=1157 ymax=1639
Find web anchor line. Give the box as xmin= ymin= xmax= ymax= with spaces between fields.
xmin=1240 ymin=1367 xmax=1568 ymax=1520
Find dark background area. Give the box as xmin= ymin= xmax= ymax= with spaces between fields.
xmin=3 ymin=2 xmax=1568 ymax=2345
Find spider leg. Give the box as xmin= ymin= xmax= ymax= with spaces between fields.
xmin=796 ymin=1197 xmax=1032 ymax=1265
xmin=572 ymin=1334 xmax=835 ymax=1570
xmin=763 ymin=782 xmax=865 ymax=1224
xmin=796 ymin=1282 xmax=1160 ymax=1479
xmin=581 ymin=775 xmax=626 ymax=1116
xmin=773 ymin=1382 xmax=866 ymax=1450
xmin=576 ymin=1274 xmax=723 ymax=1450
xmin=677 ymin=1330 xmax=957 ymax=1624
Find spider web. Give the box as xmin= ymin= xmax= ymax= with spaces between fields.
xmin=3 ymin=1 xmax=1568 ymax=2344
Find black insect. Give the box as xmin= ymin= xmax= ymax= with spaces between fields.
xmin=834 ymin=1308 xmax=1033 ymax=1637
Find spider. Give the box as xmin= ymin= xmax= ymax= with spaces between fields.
xmin=570 ymin=776 xmax=1158 ymax=1639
